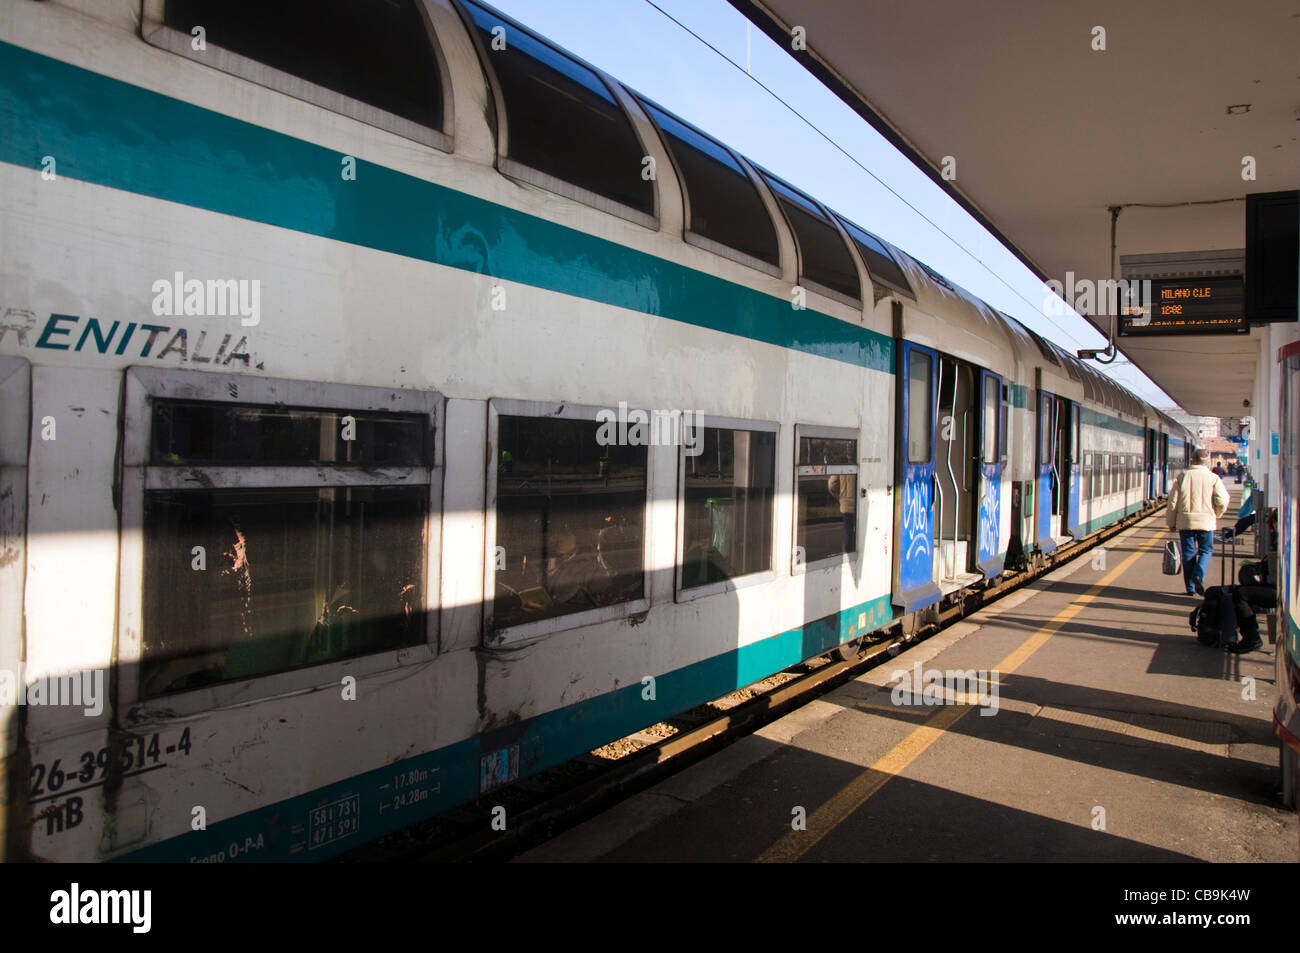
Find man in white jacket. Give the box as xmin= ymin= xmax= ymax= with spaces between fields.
xmin=1166 ymin=448 xmax=1230 ymax=595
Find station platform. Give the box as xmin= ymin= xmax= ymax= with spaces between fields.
xmin=520 ymin=489 xmax=1297 ymax=862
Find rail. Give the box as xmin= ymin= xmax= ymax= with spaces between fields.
xmin=341 ymin=498 xmax=1169 ymax=864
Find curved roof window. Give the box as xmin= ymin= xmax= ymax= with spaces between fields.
xmin=461 ymin=0 xmax=654 ymax=222
xmin=1080 ymin=366 xmax=1098 ymax=403
xmin=839 ymin=219 xmax=912 ymax=295
xmin=158 ymin=0 xmax=447 ymax=145
xmin=760 ymin=172 xmax=860 ymax=302
xmin=1025 ymin=328 xmax=1062 ymax=366
xmin=638 ymin=98 xmax=779 ymax=270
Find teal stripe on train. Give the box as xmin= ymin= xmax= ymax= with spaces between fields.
xmin=1079 ymin=500 xmax=1144 ymax=536
xmin=117 ymin=592 xmax=896 ymax=861
xmin=1016 ymin=386 xmax=1141 ymax=437
xmin=0 ymin=41 xmax=892 ymax=373
xmin=1080 ymin=407 xmax=1146 ymax=438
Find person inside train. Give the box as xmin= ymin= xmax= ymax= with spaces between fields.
xmin=518 ymin=517 xmax=615 ymax=618
xmin=827 ymin=472 xmax=858 ymax=554
xmin=1166 ymin=448 xmax=1230 ymax=596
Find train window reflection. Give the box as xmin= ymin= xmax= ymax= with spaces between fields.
xmin=761 ymin=173 xmax=860 ymax=301
xmin=493 ymin=415 xmax=647 ymax=629
xmin=907 ymin=350 xmax=932 ymax=463
xmin=639 ymin=98 xmax=779 ymax=267
xmin=144 ymin=486 xmax=426 ymax=697
xmin=796 ymin=434 xmax=858 ymax=563
xmin=463 ymin=0 xmax=654 ymax=218
xmin=840 ymin=219 xmax=913 ymax=295
xmin=983 ymin=382 xmax=998 ymax=464
xmin=140 ymin=395 xmax=434 ymax=698
xmin=682 ymin=427 xmax=776 ymax=587
xmin=151 ymin=400 xmax=427 ymax=467
xmin=161 ymin=0 xmax=445 ymax=131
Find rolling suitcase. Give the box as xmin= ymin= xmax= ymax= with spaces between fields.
xmin=1217 ymin=527 xmax=1236 ymax=587
xmin=1189 ymin=529 xmax=1239 ymax=647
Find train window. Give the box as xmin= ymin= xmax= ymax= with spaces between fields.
xmin=1084 ymin=453 xmax=1093 ymax=497
xmin=1081 ymin=370 xmax=1096 ymax=403
xmin=638 ymin=98 xmax=779 ymax=270
xmin=795 ymin=429 xmax=858 ymax=566
xmin=839 ymin=218 xmax=913 ymax=296
xmin=983 ymin=382 xmax=998 ymax=464
xmin=681 ymin=422 xmax=777 ymax=591
xmin=1038 ymin=394 xmax=1051 ymax=464
xmin=917 ymin=261 xmax=954 ymax=291
xmin=149 ymin=0 xmax=451 ymax=149
xmin=461 ymin=0 xmax=654 ymax=223
xmin=760 ymin=172 xmax=860 ymax=303
xmin=490 ymin=408 xmax=647 ymax=635
xmin=999 ymin=385 xmax=1009 ymax=462
xmin=151 ymin=402 xmax=426 ymax=467
xmin=907 ymin=350 xmax=932 ymax=463
xmin=1027 ymin=329 xmax=1061 ymax=366
xmin=123 ymin=371 xmax=442 ymax=700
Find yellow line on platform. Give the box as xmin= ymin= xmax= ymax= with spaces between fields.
xmin=755 ymin=521 xmax=1168 ymax=863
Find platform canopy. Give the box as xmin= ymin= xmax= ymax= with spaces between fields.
xmin=731 ymin=0 xmax=1299 ymax=415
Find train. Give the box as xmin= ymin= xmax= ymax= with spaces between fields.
xmin=0 ymin=0 xmax=1194 ymax=861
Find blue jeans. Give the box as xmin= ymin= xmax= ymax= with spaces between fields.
xmin=1179 ymin=529 xmax=1214 ymax=593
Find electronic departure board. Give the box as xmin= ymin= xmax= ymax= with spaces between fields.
xmin=1119 ymin=276 xmax=1246 ymax=335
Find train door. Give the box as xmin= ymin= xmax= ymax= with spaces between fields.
xmin=1144 ymin=428 xmax=1157 ymax=499
xmin=1036 ymin=390 xmax=1057 ymax=552
xmin=892 ymin=342 xmax=941 ymax=612
xmin=977 ymin=370 xmax=1003 ymax=576
xmin=934 ymin=357 xmax=979 ymax=587
xmin=1160 ymin=433 xmax=1170 ymax=495
xmin=1065 ymin=403 xmax=1081 ymax=535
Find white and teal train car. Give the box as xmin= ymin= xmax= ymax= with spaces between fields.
xmin=0 ymin=0 xmax=1190 ymax=861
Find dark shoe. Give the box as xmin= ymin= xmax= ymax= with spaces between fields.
xmin=1194 ymin=580 xmax=1205 ymax=596
xmin=1226 ymin=639 xmax=1263 ymax=654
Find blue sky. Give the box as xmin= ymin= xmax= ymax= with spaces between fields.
xmin=484 ymin=0 xmax=1176 ymax=407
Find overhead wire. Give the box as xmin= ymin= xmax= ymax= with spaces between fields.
xmin=642 ymin=0 xmax=1094 ymax=350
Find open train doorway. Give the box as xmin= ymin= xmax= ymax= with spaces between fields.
xmin=1036 ymin=386 xmax=1076 ymax=551
xmin=933 ymin=353 xmax=983 ymax=593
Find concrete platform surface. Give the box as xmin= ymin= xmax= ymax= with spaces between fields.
xmin=519 ymin=491 xmax=1298 ymax=862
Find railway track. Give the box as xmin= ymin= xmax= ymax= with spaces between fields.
xmin=341 ymin=502 xmax=1164 ymax=863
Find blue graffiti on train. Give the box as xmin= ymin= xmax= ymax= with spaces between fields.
xmin=0 ymin=309 xmax=255 ymax=366
xmin=979 ymin=477 xmax=1000 ymax=560
xmin=901 ymin=473 xmax=932 ymax=562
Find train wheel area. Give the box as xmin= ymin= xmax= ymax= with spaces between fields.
xmin=518 ymin=488 xmax=1294 ymax=862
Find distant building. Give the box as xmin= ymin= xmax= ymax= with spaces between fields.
xmin=1162 ymin=408 xmax=1219 ymax=443
xmin=1206 ymin=436 xmax=1240 ymax=469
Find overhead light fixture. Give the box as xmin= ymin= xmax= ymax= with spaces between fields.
xmin=1226 ymin=104 xmax=1251 ymax=114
